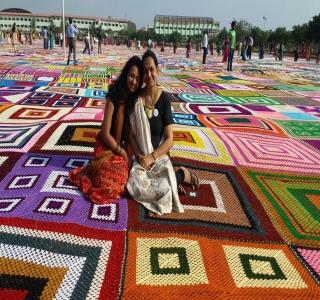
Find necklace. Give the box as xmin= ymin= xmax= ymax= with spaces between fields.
xmin=144 ymin=90 xmax=158 ymax=119
xmin=144 ymin=103 xmax=154 ymax=119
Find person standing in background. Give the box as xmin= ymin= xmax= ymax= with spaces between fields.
xmin=305 ymin=43 xmax=311 ymax=61
xmin=49 ymin=30 xmax=54 ymax=50
xmin=29 ymin=29 xmax=33 ymax=45
xmin=238 ymin=41 xmax=242 ymax=58
xmin=66 ymin=18 xmax=79 ymax=65
xmin=294 ymin=47 xmax=299 ymax=62
xmin=279 ymin=42 xmax=284 ymax=61
xmin=227 ymin=21 xmax=236 ymax=71
xmin=186 ymin=37 xmax=191 ymax=58
xmin=0 ymin=27 xmax=2 ymax=47
xmin=11 ymin=23 xmax=18 ymax=52
xmin=222 ymin=37 xmax=230 ymax=63
xmin=59 ymin=32 xmax=63 ymax=47
xmin=209 ymin=40 xmax=214 ymax=55
xmin=202 ymin=31 xmax=208 ymax=64
xmin=247 ymin=35 xmax=253 ymax=59
xmin=83 ymin=30 xmax=91 ymax=54
xmin=96 ymin=23 xmax=103 ymax=54
xmin=259 ymin=42 xmax=264 ymax=59
xmin=216 ymin=40 xmax=221 ymax=56
xmin=173 ymin=41 xmax=177 ymax=54
xmin=43 ymin=26 xmax=48 ymax=49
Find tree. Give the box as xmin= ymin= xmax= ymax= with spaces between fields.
xmin=89 ymin=22 xmax=96 ymax=36
xmin=267 ymin=27 xmax=291 ymax=44
xmin=48 ymin=19 xmax=59 ymax=34
xmin=306 ymin=13 xmax=320 ymax=44
xmin=251 ymin=26 xmax=269 ymax=46
xmin=30 ymin=18 xmax=36 ymax=33
xmin=135 ymin=29 xmax=148 ymax=41
xmin=106 ymin=28 xmax=113 ymax=36
xmin=292 ymin=23 xmax=308 ymax=44
xmin=127 ymin=21 xmax=136 ymax=34
xmin=168 ymin=31 xmax=183 ymax=44
xmin=234 ymin=19 xmax=252 ymax=42
xmin=192 ymin=33 xmax=203 ymax=51
xmin=215 ymin=27 xmax=228 ymax=44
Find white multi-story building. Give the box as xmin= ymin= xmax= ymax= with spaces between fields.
xmin=154 ymin=15 xmax=220 ymax=36
xmin=0 ymin=8 xmax=128 ymax=33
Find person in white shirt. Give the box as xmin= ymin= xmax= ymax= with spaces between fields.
xmin=202 ymin=31 xmax=208 ymax=64
xmin=83 ymin=31 xmax=90 ymax=54
xmin=247 ymin=35 xmax=253 ymax=59
xmin=66 ymin=18 xmax=79 ymax=65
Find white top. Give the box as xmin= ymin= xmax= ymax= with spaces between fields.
xmin=202 ymin=33 xmax=208 ymax=48
xmin=248 ymin=36 xmax=254 ymax=46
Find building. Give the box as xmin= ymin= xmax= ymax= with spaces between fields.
xmin=154 ymin=15 xmax=219 ymax=37
xmin=0 ymin=8 xmax=128 ymax=34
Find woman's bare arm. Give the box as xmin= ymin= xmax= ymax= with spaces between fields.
xmin=140 ymin=124 xmax=173 ymax=169
xmin=101 ymin=99 xmax=128 ymax=160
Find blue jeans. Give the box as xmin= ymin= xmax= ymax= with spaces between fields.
xmin=227 ymin=48 xmax=235 ymax=70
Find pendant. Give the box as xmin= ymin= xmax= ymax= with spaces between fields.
xmin=153 ymin=108 xmax=159 ymax=117
xmin=145 ymin=107 xmax=153 ymax=119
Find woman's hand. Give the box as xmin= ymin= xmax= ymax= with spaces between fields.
xmin=137 ymin=154 xmax=154 ymax=170
xmin=119 ymin=148 xmax=129 ymax=162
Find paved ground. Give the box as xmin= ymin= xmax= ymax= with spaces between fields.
xmin=0 ymin=39 xmax=319 ymax=299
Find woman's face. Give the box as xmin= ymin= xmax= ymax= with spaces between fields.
xmin=143 ymin=56 xmax=158 ymax=88
xmin=126 ymin=65 xmax=140 ymax=93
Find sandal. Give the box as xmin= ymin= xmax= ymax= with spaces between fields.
xmin=190 ymin=172 xmax=200 ymax=190
xmin=179 ymin=167 xmax=200 ymax=190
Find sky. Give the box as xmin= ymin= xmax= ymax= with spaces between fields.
xmin=0 ymin=0 xmax=319 ymax=30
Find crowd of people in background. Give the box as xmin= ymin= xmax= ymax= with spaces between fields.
xmin=1 ymin=18 xmax=320 ymax=66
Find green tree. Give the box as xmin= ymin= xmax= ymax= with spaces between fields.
xmin=168 ymin=31 xmax=183 ymax=44
xmin=48 ymin=19 xmax=59 ymax=34
xmin=134 ymin=29 xmax=148 ymax=41
xmin=192 ymin=33 xmax=203 ymax=51
xmin=234 ymin=19 xmax=252 ymax=42
xmin=306 ymin=13 xmax=320 ymax=43
xmin=251 ymin=26 xmax=269 ymax=46
xmin=215 ymin=27 xmax=228 ymax=44
xmin=106 ymin=28 xmax=114 ymax=37
xmin=268 ymin=27 xmax=291 ymax=44
xmin=127 ymin=21 xmax=136 ymax=34
xmin=30 ymin=18 xmax=36 ymax=34
xmin=89 ymin=22 xmax=96 ymax=36
xmin=292 ymin=23 xmax=308 ymax=44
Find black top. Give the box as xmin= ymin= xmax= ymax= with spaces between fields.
xmin=147 ymin=91 xmax=173 ymax=149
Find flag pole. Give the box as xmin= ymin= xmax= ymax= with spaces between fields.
xmin=62 ymin=0 xmax=66 ymax=59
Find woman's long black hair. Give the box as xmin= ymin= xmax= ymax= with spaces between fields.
xmin=107 ymin=55 xmax=143 ymax=112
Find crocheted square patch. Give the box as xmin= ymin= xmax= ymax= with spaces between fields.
xmin=0 ymin=123 xmax=53 ymax=152
xmin=240 ymin=170 xmax=320 ymax=247
xmin=0 ymin=223 xmax=125 ymax=300
xmin=33 ymin=121 xmax=101 ymax=153
xmin=198 ymin=115 xmax=287 ymax=137
xmin=171 ymin=128 xmax=234 ymax=165
xmin=127 ymin=164 xmax=282 ymax=243
xmin=0 ymin=153 xmax=127 ymax=231
xmin=215 ymin=130 xmax=320 ymax=174
xmin=121 ymin=232 xmax=318 ymax=299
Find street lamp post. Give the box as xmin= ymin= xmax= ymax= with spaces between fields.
xmin=263 ymin=16 xmax=267 ymax=31
xmin=62 ymin=0 xmax=66 ymax=59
